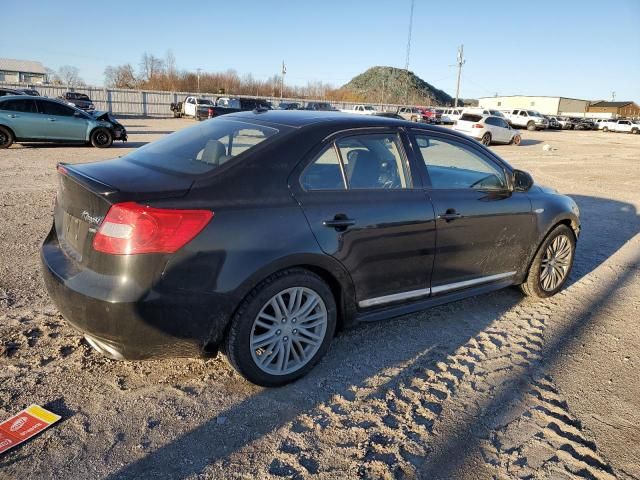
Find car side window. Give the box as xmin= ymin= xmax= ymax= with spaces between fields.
xmin=336 ymin=134 xmax=410 ymax=189
xmin=37 ymin=100 xmax=76 ymax=117
xmin=0 ymin=99 xmax=37 ymax=113
xmin=301 ymin=144 xmax=346 ymax=191
xmin=413 ymin=134 xmax=507 ymax=190
xmin=484 ymin=117 xmax=497 ymax=126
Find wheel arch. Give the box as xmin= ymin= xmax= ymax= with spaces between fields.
xmin=216 ymin=253 xmax=357 ymax=347
xmin=518 ymin=216 xmax=578 ymax=285
xmin=0 ymin=123 xmax=16 ymax=140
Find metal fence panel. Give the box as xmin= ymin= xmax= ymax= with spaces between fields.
xmin=1 ymin=82 xmax=419 ymax=118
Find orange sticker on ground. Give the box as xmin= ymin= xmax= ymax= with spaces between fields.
xmin=0 ymin=405 xmax=61 ymax=455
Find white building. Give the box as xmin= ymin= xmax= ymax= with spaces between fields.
xmin=478 ymin=96 xmax=590 ymax=116
xmin=0 ymin=58 xmax=48 ymax=84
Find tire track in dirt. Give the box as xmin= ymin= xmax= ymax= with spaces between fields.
xmin=240 ymin=293 xmax=618 ymax=479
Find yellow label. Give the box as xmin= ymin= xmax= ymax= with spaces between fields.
xmin=26 ymin=405 xmax=61 ymax=424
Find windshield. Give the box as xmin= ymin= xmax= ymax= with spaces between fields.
xmin=127 ymin=119 xmax=281 ymax=175
xmin=364 ymin=106 xmax=375 ymax=111
xmin=527 ymin=110 xmax=542 ymax=117
xmin=197 ymin=99 xmax=213 ymax=105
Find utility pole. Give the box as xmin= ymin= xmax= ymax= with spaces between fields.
xmin=280 ymin=61 xmax=286 ymax=99
xmin=611 ymin=91 xmax=616 ymax=101
xmin=403 ymin=0 xmax=414 ymax=106
xmin=196 ymin=68 xmax=202 ymax=94
xmin=454 ymin=45 xmax=465 ymax=107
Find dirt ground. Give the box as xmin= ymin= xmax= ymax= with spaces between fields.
xmin=0 ymin=119 xmax=638 ymax=480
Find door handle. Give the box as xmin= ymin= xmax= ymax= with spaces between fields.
xmin=47 ymin=118 xmax=56 ymax=122
xmin=323 ymin=214 xmax=356 ymax=231
xmin=8 ymin=114 xmax=18 ymax=118
xmin=437 ymin=209 xmax=463 ymax=222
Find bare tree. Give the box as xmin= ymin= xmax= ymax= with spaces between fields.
xmin=139 ymin=53 xmax=165 ymax=82
xmin=104 ymin=64 xmax=138 ymax=89
xmin=56 ymin=65 xmax=84 ymax=87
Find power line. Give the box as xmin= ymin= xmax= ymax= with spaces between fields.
xmin=403 ymin=0 xmax=415 ymax=105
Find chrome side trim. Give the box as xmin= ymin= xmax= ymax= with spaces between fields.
xmin=358 ymin=287 xmax=431 ymax=308
xmin=431 ymin=271 xmax=517 ymax=295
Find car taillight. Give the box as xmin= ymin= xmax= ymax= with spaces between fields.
xmin=93 ymin=202 xmax=213 ymax=255
xmin=208 ymin=108 xmax=214 ymax=117
xmin=473 ymin=123 xmax=483 ymax=128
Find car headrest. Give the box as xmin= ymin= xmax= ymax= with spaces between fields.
xmin=201 ymin=139 xmax=227 ymax=166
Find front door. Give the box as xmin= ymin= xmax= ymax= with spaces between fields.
xmin=293 ymin=130 xmax=436 ymax=308
xmin=36 ymin=100 xmax=88 ymax=141
xmin=410 ymin=130 xmax=535 ymax=294
xmin=0 ymin=98 xmax=40 ymax=138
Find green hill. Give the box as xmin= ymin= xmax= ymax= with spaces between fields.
xmin=341 ymin=66 xmax=453 ymax=106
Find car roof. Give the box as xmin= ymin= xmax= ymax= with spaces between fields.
xmin=224 ymin=109 xmax=437 ymax=128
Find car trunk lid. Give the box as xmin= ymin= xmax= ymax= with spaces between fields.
xmin=54 ymin=158 xmax=194 ymax=265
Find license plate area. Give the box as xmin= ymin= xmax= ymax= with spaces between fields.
xmin=59 ymin=211 xmax=90 ymax=262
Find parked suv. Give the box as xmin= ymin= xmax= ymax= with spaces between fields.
xmin=454 ymin=113 xmax=522 ymax=145
xmin=504 ymin=109 xmax=548 ymax=131
xmin=59 ymin=92 xmax=95 ymax=111
xmin=397 ymin=107 xmax=425 ymax=122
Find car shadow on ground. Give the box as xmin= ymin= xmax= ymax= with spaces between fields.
xmin=125 ymin=131 xmax=174 ymax=135
xmin=95 ymin=194 xmax=638 ymax=479
xmin=518 ymin=139 xmax=543 ymax=146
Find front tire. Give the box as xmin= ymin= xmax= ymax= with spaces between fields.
xmin=224 ymin=268 xmax=337 ymax=387
xmin=527 ymin=121 xmax=536 ymax=131
xmin=90 ymin=128 xmax=113 ymax=148
xmin=0 ymin=126 xmax=14 ymax=149
xmin=512 ymin=134 xmax=522 ymax=146
xmin=521 ymin=224 xmax=576 ymax=298
xmin=602 ymin=127 xmax=608 ymax=132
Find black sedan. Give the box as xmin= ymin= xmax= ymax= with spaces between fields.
xmin=41 ymin=111 xmax=580 ymax=386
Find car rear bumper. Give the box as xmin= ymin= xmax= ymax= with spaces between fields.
xmin=40 ymin=226 xmax=232 ymax=360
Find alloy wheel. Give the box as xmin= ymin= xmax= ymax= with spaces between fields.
xmin=96 ymin=132 xmax=109 ymax=146
xmin=250 ymin=287 xmax=328 ymax=375
xmin=540 ymin=234 xmax=573 ymax=291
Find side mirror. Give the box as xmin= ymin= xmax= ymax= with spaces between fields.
xmin=513 ymin=169 xmax=534 ymax=191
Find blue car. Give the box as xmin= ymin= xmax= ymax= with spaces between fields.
xmin=0 ymin=96 xmax=126 ymax=149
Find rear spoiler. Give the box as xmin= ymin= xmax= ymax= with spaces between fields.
xmin=57 ymin=163 xmax=119 ymax=197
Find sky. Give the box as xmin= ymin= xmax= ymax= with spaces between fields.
xmin=2 ymin=0 xmax=639 ymax=101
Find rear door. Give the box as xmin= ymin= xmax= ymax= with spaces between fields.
xmin=35 ymin=100 xmax=88 ymax=140
xmin=0 ymin=98 xmax=40 ymax=138
xmin=409 ymin=129 xmax=535 ymax=294
xmin=292 ymin=128 xmax=436 ymax=308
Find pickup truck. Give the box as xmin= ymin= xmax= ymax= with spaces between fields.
xmin=171 ymin=96 xmax=216 ymax=120
xmin=503 ymin=109 xmax=548 ymax=131
xmin=340 ymin=104 xmax=377 ymax=115
xmin=602 ymin=119 xmax=639 ymax=134
xmin=171 ymin=96 xmax=271 ymax=120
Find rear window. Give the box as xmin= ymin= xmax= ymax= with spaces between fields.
xmin=126 ymin=119 xmax=281 ymax=175
xmin=460 ymin=114 xmax=482 ymax=122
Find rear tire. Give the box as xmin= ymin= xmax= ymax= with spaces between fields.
xmin=90 ymin=128 xmax=113 ymax=148
xmin=520 ymin=224 xmax=576 ymax=298
xmin=0 ymin=126 xmax=13 ymax=149
xmin=481 ymin=133 xmax=491 ymax=146
xmin=224 ymin=268 xmax=337 ymax=387
xmin=527 ymin=121 xmax=536 ymax=131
